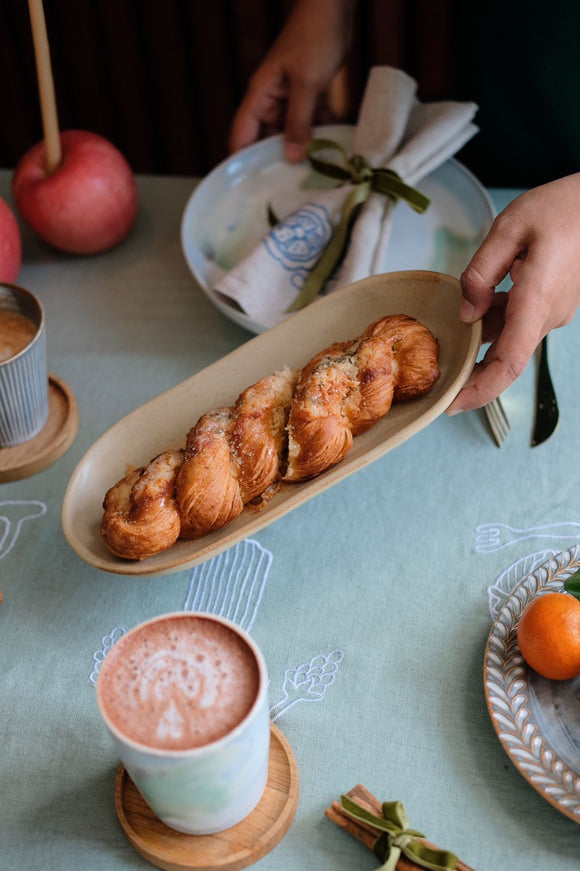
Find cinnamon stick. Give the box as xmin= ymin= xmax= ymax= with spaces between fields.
xmin=325 ymin=784 xmax=475 ymax=871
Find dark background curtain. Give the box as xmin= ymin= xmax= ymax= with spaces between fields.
xmin=0 ymin=0 xmax=454 ymax=177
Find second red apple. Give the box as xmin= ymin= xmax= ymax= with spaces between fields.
xmin=0 ymin=196 xmax=22 ymax=282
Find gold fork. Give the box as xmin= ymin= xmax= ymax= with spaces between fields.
xmin=483 ymin=396 xmax=510 ymax=447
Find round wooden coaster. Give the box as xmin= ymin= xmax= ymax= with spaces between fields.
xmin=0 ymin=374 xmax=79 ymax=482
xmin=114 ymin=723 xmax=299 ymax=871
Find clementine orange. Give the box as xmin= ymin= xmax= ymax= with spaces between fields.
xmin=517 ymin=592 xmax=580 ymax=680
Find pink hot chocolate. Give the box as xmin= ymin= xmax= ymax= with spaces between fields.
xmin=98 ymin=614 xmax=261 ymax=751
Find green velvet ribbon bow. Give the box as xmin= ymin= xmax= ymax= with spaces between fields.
xmin=284 ymin=138 xmax=430 ymax=313
xmin=340 ymin=795 xmax=459 ymax=871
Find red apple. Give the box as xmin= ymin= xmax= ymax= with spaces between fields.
xmin=12 ymin=130 xmax=138 ymax=255
xmin=0 ymin=195 xmax=22 ymax=282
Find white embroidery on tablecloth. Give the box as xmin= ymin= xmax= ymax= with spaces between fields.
xmin=89 ymin=540 xmax=343 ymax=725
xmin=474 ymin=521 xmax=580 ymax=554
xmin=0 ymin=500 xmax=46 ymax=560
xmin=89 ymin=627 xmax=127 ymax=685
xmin=183 ymin=538 xmax=272 ymax=633
xmin=269 ymin=650 xmax=344 ymax=722
xmin=90 ymin=540 xmax=273 ymax=685
xmin=475 ymin=519 xmax=580 ymax=619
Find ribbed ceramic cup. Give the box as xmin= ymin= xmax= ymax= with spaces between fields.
xmin=0 ymin=284 xmax=49 ymax=446
xmin=96 ymin=612 xmax=270 ymax=834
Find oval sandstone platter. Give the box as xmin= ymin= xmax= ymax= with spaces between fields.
xmin=61 ymin=271 xmax=481 ymax=577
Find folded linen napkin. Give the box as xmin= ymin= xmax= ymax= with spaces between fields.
xmin=215 ymin=66 xmax=478 ymax=329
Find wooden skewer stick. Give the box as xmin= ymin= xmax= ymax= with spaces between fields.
xmin=27 ymin=0 xmax=62 ymax=174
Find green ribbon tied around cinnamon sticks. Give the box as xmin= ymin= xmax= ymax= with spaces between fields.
xmin=283 ymin=138 xmax=430 ymax=313
xmin=340 ymin=795 xmax=459 ymax=871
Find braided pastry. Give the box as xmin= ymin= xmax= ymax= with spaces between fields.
xmin=100 ymin=450 xmax=184 ymax=560
xmin=100 ymin=315 xmax=439 ymax=560
xmin=177 ymin=366 xmax=298 ymax=539
xmin=283 ymin=332 xmax=395 ymax=482
xmin=361 ymin=314 xmax=441 ymax=401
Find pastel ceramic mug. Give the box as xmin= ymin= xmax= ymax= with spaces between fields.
xmin=96 ymin=611 xmax=270 ymax=834
xmin=0 ymin=283 xmax=49 ymax=446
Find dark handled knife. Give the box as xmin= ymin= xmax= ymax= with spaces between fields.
xmin=531 ymin=336 xmax=559 ymax=446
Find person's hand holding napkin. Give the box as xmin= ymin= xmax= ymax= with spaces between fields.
xmin=216 ymin=66 xmax=478 ymax=329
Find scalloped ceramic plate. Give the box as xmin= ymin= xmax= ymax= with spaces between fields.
xmin=181 ymin=124 xmax=495 ymax=334
xmin=484 ymin=545 xmax=580 ymax=824
xmin=61 ymin=270 xmax=480 ymax=577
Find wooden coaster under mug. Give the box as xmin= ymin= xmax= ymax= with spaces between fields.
xmin=114 ymin=723 xmax=299 ymax=871
xmin=0 ymin=374 xmax=78 ymax=482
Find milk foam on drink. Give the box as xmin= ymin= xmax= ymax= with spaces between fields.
xmin=98 ymin=614 xmax=261 ymax=751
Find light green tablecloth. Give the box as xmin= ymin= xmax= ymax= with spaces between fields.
xmin=1 ymin=173 xmax=579 ymax=871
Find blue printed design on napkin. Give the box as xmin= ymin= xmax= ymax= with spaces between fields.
xmin=264 ymin=203 xmax=332 ymax=272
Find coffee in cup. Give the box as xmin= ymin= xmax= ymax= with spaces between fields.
xmin=96 ymin=611 xmax=270 ymax=834
xmin=0 ymin=309 xmax=37 ymax=362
